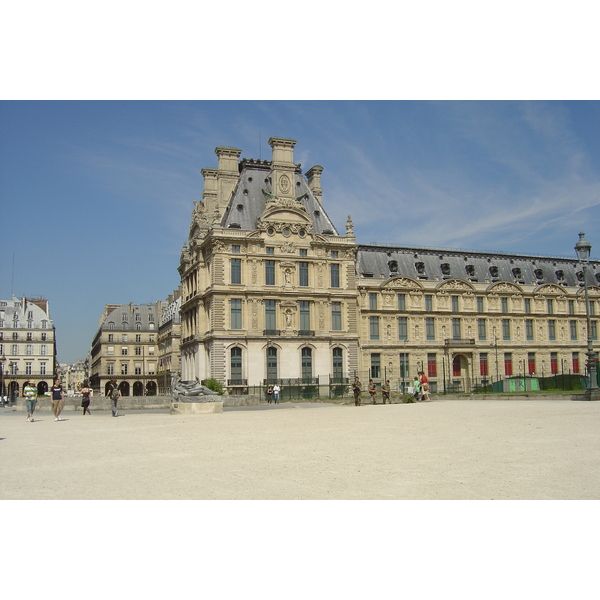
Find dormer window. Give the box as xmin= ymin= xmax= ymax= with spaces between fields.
xmin=441 ymin=263 xmax=451 ymax=278
xmin=534 ymin=268 xmax=544 ymax=281
xmin=489 ymin=266 xmax=499 ymax=278
xmin=388 ymin=260 xmax=398 ymax=273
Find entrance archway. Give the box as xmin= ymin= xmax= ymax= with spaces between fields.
xmin=133 ymin=381 xmax=144 ymax=396
xmin=451 ymin=354 xmax=471 ymax=393
xmin=37 ymin=381 xmax=48 ymax=396
xmin=118 ymin=381 xmax=130 ymax=397
xmin=146 ymin=381 xmax=157 ymax=396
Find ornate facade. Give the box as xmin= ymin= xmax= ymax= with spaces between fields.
xmin=0 ymin=296 xmax=57 ymax=398
xmin=89 ymin=301 xmax=166 ymax=396
xmin=178 ymin=137 xmax=600 ymax=392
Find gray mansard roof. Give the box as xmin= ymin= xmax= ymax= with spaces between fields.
xmin=357 ymin=245 xmax=600 ymax=288
xmin=220 ymin=159 xmax=339 ymax=235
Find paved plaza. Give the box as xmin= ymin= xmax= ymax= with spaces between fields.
xmin=1 ymin=399 xmax=599 ymax=500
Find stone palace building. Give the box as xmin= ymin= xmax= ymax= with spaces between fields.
xmin=0 ymin=296 xmax=57 ymax=398
xmin=177 ymin=137 xmax=600 ymax=394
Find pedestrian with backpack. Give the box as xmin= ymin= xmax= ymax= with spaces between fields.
xmin=106 ymin=379 xmax=121 ymax=417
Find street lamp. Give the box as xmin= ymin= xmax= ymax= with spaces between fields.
xmin=0 ymin=354 xmax=6 ymax=401
xmin=575 ymin=232 xmax=599 ymax=400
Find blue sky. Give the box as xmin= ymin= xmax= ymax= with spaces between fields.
xmin=1 ymin=100 xmax=599 ymax=364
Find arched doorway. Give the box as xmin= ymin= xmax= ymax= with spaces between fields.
xmin=146 ymin=381 xmax=157 ymax=396
xmin=8 ymin=381 xmax=19 ymax=402
xmin=118 ymin=381 xmax=130 ymax=397
xmin=451 ymin=354 xmax=471 ymax=393
xmin=37 ymin=381 xmax=48 ymax=396
xmin=133 ymin=381 xmax=145 ymax=396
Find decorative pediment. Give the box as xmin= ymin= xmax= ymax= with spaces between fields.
xmin=435 ymin=279 xmax=476 ymax=292
xmin=487 ymin=281 xmax=524 ymax=294
xmin=576 ymin=285 xmax=600 ymax=298
xmin=533 ymin=283 xmax=567 ymax=295
xmin=381 ymin=276 xmax=424 ymax=290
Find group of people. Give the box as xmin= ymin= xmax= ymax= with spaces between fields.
xmin=23 ymin=378 xmax=67 ymax=422
xmin=21 ymin=378 xmax=117 ymax=421
xmin=411 ymin=371 xmax=431 ymax=402
xmin=265 ymin=384 xmax=282 ymax=404
xmin=351 ymin=371 xmax=431 ymax=406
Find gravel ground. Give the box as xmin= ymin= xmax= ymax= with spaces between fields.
xmin=2 ymin=399 xmax=599 ymax=500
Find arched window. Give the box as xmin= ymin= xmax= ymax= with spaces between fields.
xmin=136 ymin=323 xmax=142 ymax=331
xmin=332 ymin=347 xmax=343 ymax=381
xmin=267 ymin=347 xmax=277 ymax=382
xmin=230 ymin=347 xmax=242 ymax=382
xmin=301 ymin=347 xmax=312 ymax=382
xmin=108 ymin=322 xmax=115 ymax=330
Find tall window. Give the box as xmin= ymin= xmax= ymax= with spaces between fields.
xmin=398 ymin=317 xmax=408 ymax=340
xmin=501 ymin=297 xmax=508 ymax=313
xmin=398 ymin=294 xmax=406 ymax=311
xmin=572 ymin=352 xmax=580 ymax=374
xmin=11 ymin=344 xmax=18 ymax=355
xmin=135 ymin=364 xmax=142 ymax=375
xmin=370 ymin=316 xmax=380 ymax=340
xmin=524 ymin=298 xmax=532 ymax=314
xmin=452 ymin=296 xmax=460 ymax=312
xmin=40 ymin=363 xmax=47 ymax=375
xmin=369 ymin=293 xmax=377 ymax=310
xmin=135 ymin=347 xmax=141 ymax=355
xmin=301 ymin=347 xmax=313 ymax=381
xmin=231 ymin=258 xmax=241 ymax=284
xmin=107 ymin=363 xmax=114 ymax=375
xmin=550 ymin=352 xmax=558 ymax=374
xmin=370 ymin=353 xmax=381 ymax=379
xmin=232 ymin=245 xmax=240 ymax=254
xmin=570 ymin=320 xmax=578 ymax=341
xmin=330 ymin=263 xmax=340 ymax=288
xmin=299 ymin=301 xmax=310 ymax=332
xmin=504 ymin=353 xmax=513 ymax=376
xmin=477 ymin=296 xmax=484 ymax=313
xmin=589 ymin=300 xmax=595 ymax=316
xmin=231 ymin=299 xmax=242 ymax=329
xmin=267 ymin=347 xmax=277 ymax=381
xmin=426 ymin=317 xmax=435 ymax=340
xmin=526 ymin=319 xmax=534 ymax=341
xmin=265 ymin=300 xmax=276 ymax=332
xmin=452 ymin=318 xmax=461 ymax=339
xmin=265 ymin=260 xmax=275 ymax=285
xmin=332 ymin=348 xmax=343 ymax=380
xmin=299 ymin=262 xmax=309 ymax=286
xmin=548 ymin=320 xmax=556 ymax=341
xmin=26 ymin=344 xmax=33 ymax=355
xmin=40 ymin=345 xmax=47 ymax=355
xmin=425 ymin=295 xmax=433 ymax=311
xmin=121 ymin=363 xmax=128 ymax=375
xmin=502 ymin=319 xmax=510 ymax=341
xmin=480 ymin=353 xmax=489 ymax=377
xmin=547 ymin=299 xmax=554 ymax=314
xmin=121 ymin=347 xmax=128 ymax=355
xmin=231 ymin=347 xmax=242 ymax=381
xmin=266 ymin=247 xmax=275 ymax=255
xmin=591 ymin=321 xmax=598 ymax=341
xmin=427 ymin=353 xmax=437 ymax=377
xmin=399 ymin=353 xmax=409 ymax=378
xmin=569 ymin=300 xmax=575 ymax=315
xmin=478 ymin=318 xmax=486 ymax=341
xmin=25 ymin=362 xmax=32 ymax=375
xmin=528 ymin=352 xmax=536 ymax=375
xmin=331 ymin=302 xmax=342 ymax=331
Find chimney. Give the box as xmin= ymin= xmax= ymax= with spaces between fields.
xmin=306 ymin=165 xmax=324 ymax=205
xmin=269 ymin=137 xmax=297 ymax=200
xmin=214 ymin=146 xmax=242 ymax=210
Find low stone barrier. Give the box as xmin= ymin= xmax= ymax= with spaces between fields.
xmin=170 ymin=401 xmax=223 ymax=414
xmin=12 ymin=393 xmax=261 ymax=412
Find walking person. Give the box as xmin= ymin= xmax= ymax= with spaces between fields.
xmin=24 ymin=380 xmax=38 ymax=422
xmin=81 ymin=381 xmax=92 ymax=415
xmin=419 ymin=371 xmax=431 ymax=401
xmin=106 ymin=379 xmax=121 ymax=417
xmin=351 ymin=376 xmax=362 ymax=406
xmin=368 ymin=379 xmax=377 ymax=404
xmin=273 ymin=383 xmax=281 ymax=404
xmin=50 ymin=378 xmax=65 ymax=421
xmin=381 ymin=379 xmax=391 ymax=404
xmin=412 ymin=376 xmax=421 ymax=403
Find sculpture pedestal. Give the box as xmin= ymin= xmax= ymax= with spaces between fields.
xmin=170 ymin=401 xmax=223 ymax=415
